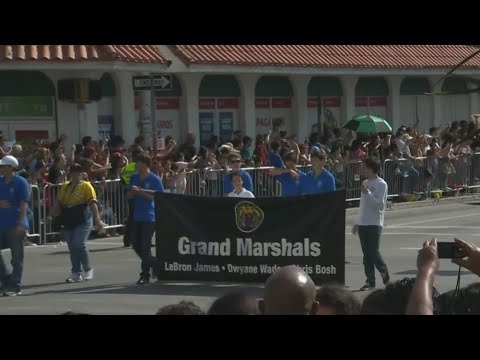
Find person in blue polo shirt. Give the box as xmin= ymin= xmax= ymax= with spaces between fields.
xmin=268 ymin=140 xmax=285 ymax=169
xmin=270 ymin=151 xmax=305 ymax=197
xmin=299 ymin=151 xmax=336 ymax=195
xmin=0 ymin=155 xmax=29 ymax=297
xmin=128 ymin=152 xmax=164 ymax=285
xmin=223 ymin=153 xmax=253 ymax=195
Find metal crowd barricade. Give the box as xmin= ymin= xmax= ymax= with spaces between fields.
xmin=344 ymin=161 xmax=365 ymax=201
xmin=91 ymin=179 xmax=127 ymax=232
xmin=41 ymin=180 xmax=128 ymax=244
xmin=34 ymin=153 xmax=480 ymax=241
xmin=245 ymin=167 xmax=281 ymax=198
xmin=26 ymin=185 xmax=42 ymax=243
xmin=42 ymin=183 xmax=62 ymax=244
xmin=452 ymin=154 xmax=472 ymax=190
xmin=469 ymin=153 xmax=480 ymax=191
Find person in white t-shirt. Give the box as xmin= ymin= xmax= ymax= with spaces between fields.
xmin=228 ymin=172 xmax=255 ymax=198
xmin=352 ymin=157 xmax=390 ymax=291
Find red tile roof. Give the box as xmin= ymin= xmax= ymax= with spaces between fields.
xmin=169 ymin=45 xmax=480 ymax=69
xmin=0 ymin=45 xmax=170 ymax=64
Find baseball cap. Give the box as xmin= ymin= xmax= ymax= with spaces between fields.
xmin=0 ymin=155 xmax=19 ymax=168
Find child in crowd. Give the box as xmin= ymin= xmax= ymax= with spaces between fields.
xmin=228 ymin=172 xmax=255 ymax=198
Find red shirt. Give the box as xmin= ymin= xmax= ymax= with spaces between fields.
xmin=255 ymin=145 xmax=269 ymax=166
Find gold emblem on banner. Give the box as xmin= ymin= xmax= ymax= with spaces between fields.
xmin=235 ymin=201 xmax=264 ymax=234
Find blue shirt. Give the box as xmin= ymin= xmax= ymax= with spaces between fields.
xmin=0 ymin=175 xmax=30 ymax=230
xmin=299 ymin=169 xmax=336 ymax=195
xmin=223 ymin=169 xmax=253 ymax=194
xmin=129 ymin=172 xmax=164 ymax=223
xmin=269 ymin=151 xmax=284 ymax=168
xmin=278 ymin=170 xmax=305 ymax=197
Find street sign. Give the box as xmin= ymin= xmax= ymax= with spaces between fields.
xmin=132 ymin=75 xmax=172 ymax=91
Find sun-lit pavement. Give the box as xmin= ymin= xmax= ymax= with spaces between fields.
xmin=1 ymin=200 xmax=480 ymax=314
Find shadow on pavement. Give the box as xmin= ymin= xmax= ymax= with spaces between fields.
xmin=47 ymin=247 xmax=128 ymax=255
xmin=19 ymin=281 xmax=265 ymax=298
xmin=22 ymin=281 xmax=72 ymax=290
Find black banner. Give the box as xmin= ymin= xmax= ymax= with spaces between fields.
xmin=154 ymin=191 xmax=345 ymax=285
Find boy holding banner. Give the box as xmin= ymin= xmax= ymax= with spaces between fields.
xmin=298 ymin=151 xmax=336 ymax=195
xmin=269 ymin=152 xmax=305 ymax=197
xmin=128 ymin=153 xmax=164 ymax=285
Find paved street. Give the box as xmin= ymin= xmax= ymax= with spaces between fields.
xmin=1 ymin=200 xmax=480 ymax=314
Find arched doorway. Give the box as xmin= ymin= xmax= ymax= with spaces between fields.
xmin=355 ymin=77 xmax=389 ymax=119
xmin=307 ymin=76 xmax=343 ymax=138
xmin=399 ymin=77 xmax=433 ymax=131
xmin=255 ymin=76 xmax=294 ymax=137
xmin=0 ymin=71 xmax=56 ymax=144
xmin=441 ymin=77 xmax=470 ymax=123
xmin=199 ymin=75 xmax=240 ymax=145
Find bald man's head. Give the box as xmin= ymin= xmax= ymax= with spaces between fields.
xmin=261 ymin=265 xmax=318 ymax=315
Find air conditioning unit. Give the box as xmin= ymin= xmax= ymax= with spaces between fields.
xmin=58 ymin=79 xmax=102 ymax=103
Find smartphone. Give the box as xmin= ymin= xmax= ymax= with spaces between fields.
xmin=437 ymin=242 xmax=463 ymax=259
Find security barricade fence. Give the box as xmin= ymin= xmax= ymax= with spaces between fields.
xmin=26 ymin=185 xmax=42 ymax=242
xmin=27 ymin=153 xmax=480 ymax=244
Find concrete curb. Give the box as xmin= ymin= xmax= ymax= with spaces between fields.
xmin=346 ymin=193 xmax=480 ymax=217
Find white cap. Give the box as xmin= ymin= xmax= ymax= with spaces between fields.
xmin=0 ymin=155 xmax=19 ymax=168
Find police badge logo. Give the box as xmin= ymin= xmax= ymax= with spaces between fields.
xmin=235 ymin=201 xmax=264 ymax=234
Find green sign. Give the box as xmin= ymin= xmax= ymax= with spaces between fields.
xmin=0 ymin=96 xmax=54 ymax=117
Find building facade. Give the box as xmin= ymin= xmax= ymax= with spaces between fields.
xmin=1 ymin=45 xmax=479 ymax=149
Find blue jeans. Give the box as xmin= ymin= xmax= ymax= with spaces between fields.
xmin=358 ymin=225 xmax=388 ymax=286
xmin=131 ymin=221 xmax=155 ymax=277
xmin=64 ymin=221 xmax=93 ymax=275
xmin=0 ymin=228 xmax=25 ymax=289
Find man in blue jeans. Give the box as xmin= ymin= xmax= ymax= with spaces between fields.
xmin=352 ymin=157 xmax=390 ymax=291
xmin=128 ymin=152 xmax=164 ymax=285
xmin=0 ymin=155 xmax=29 ymax=296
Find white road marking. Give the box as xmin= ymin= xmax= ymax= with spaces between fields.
xmin=386 ymin=226 xmax=480 ymax=229
xmin=386 ymin=212 xmax=480 ymax=227
xmin=346 ymin=232 xmax=480 ymax=236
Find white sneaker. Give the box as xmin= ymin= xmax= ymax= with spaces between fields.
xmin=84 ymin=268 xmax=94 ymax=281
xmin=66 ymin=273 xmax=83 ymax=283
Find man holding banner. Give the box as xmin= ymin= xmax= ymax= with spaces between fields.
xmin=299 ymin=151 xmax=336 ymax=195
xmin=270 ymin=152 xmax=305 ymax=197
xmin=128 ymin=153 xmax=164 ymax=285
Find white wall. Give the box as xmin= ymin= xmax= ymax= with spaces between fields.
xmin=399 ymin=95 xmax=434 ymax=132
xmin=442 ymin=95 xmax=471 ymax=123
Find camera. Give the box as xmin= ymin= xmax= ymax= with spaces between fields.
xmin=437 ymin=242 xmax=463 ymax=259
